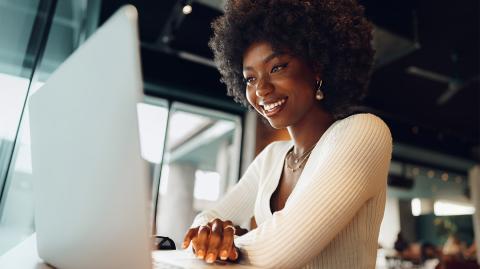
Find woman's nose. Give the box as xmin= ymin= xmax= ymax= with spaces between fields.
xmin=255 ymin=77 xmax=274 ymax=97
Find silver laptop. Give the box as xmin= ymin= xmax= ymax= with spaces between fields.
xmin=28 ymin=5 xmax=254 ymax=269
xmin=28 ymin=5 xmax=153 ymax=269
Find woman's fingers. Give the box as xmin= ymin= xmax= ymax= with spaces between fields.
xmin=191 ymin=237 xmax=198 ymax=254
xmin=228 ymin=245 xmax=239 ymax=261
xmin=195 ymin=225 xmax=211 ymax=259
xmin=181 ymin=227 xmax=198 ymax=249
xmin=219 ymin=223 xmax=235 ymax=260
xmin=184 ymin=219 xmax=243 ymax=263
xmin=205 ymin=219 xmax=223 ymax=263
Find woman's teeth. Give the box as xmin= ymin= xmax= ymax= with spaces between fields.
xmin=264 ymin=99 xmax=286 ymax=111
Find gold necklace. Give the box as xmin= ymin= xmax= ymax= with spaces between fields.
xmin=285 ymin=143 xmax=317 ymax=172
xmin=286 ymin=150 xmax=312 ymax=172
xmin=290 ymin=143 xmax=317 ymax=163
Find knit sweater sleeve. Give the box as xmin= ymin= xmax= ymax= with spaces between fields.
xmin=190 ymin=142 xmax=276 ymax=228
xmin=234 ymin=114 xmax=393 ymax=268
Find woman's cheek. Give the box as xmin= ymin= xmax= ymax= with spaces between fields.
xmin=246 ymin=88 xmax=256 ymax=107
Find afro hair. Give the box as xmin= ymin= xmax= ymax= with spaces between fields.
xmin=209 ymin=0 xmax=375 ymax=119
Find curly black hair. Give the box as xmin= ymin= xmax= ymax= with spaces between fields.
xmin=208 ymin=0 xmax=375 ymax=119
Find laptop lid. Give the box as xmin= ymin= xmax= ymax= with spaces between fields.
xmin=29 ymin=5 xmax=152 ymax=269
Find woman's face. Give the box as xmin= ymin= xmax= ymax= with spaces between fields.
xmin=242 ymin=41 xmax=320 ymax=129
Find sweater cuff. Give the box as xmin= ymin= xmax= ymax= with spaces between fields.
xmin=190 ymin=212 xmax=213 ymax=228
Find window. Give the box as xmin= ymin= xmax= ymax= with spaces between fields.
xmin=152 ymin=101 xmax=243 ymax=247
xmin=136 ymin=97 xmax=169 ymax=211
xmin=0 ymin=0 xmax=101 ymax=255
xmin=0 ymin=0 xmax=53 ymax=254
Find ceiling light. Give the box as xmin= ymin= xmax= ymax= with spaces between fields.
xmin=411 ymin=198 xmax=434 ymax=216
xmin=182 ymin=5 xmax=192 ymax=14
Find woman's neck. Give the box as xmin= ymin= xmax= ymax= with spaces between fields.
xmin=286 ymin=106 xmax=335 ymax=156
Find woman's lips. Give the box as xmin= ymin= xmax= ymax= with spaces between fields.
xmin=262 ymin=98 xmax=287 ymax=117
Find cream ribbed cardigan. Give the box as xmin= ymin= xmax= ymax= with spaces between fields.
xmin=191 ymin=113 xmax=393 ymax=269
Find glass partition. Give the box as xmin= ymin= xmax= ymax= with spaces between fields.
xmin=0 ymin=0 xmax=101 ymax=255
xmin=0 ymin=0 xmax=52 ymax=254
xmin=155 ymin=102 xmax=242 ymax=247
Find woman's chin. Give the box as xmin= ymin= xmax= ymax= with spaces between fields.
xmin=267 ymin=118 xmax=289 ymax=129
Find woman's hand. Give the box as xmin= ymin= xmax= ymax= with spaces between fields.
xmin=182 ymin=218 xmax=248 ymax=263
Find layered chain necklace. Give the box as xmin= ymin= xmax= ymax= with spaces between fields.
xmin=285 ymin=142 xmax=317 ymax=173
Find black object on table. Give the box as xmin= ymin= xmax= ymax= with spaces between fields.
xmin=154 ymin=236 xmax=176 ymax=250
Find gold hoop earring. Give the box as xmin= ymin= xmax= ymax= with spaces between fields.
xmin=315 ymin=80 xmax=324 ymax=101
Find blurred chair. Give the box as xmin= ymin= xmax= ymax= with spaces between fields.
xmin=443 ymin=260 xmax=479 ymax=269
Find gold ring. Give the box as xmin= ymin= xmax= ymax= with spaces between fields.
xmin=224 ymin=225 xmax=236 ymax=232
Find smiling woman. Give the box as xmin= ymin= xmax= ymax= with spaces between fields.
xmin=209 ymin=0 xmax=375 ymax=120
xmin=181 ymin=1 xmax=392 ymax=268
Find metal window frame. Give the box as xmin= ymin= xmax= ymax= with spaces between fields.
xmin=0 ymin=0 xmax=57 ymax=215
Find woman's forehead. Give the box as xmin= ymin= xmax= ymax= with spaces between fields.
xmin=242 ymin=42 xmax=289 ymax=66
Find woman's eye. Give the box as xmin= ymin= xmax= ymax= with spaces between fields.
xmin=271 ymin=63 xmax=288 ymax=73
xmin=244 ymin=77 xmax=255 ymax=84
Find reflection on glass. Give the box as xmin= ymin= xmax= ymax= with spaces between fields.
xmin=136 ymin=97 xmax=168 ymax=220
xmin=155 ymin=102 xmax=242 ymax=247
xmin=0 ymin=0 xmax=100 ymax=255
xmin=137 ymin=102 xmax=168 ymax=164
xmin=0 ymin=0 xmax=43 ymax=255
xmin=0 ymin=74 xmax=28 ymax=140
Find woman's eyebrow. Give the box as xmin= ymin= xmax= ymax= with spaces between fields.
xmin=262 ymin=51 xmax=284 ymax=64
xmin=243 ymin=51 xmax=285 ymax=71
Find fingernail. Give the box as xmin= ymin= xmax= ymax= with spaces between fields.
xmin=206 ymin=253 xmax=215 ymax=263
xmin=220 ymin=250 xmax=228 ymax=260
xmin=197 ymin=249 xmax=205 ymax=259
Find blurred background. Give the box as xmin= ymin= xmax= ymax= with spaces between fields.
xmin=0 ymin=0 xmax=478 ymax=268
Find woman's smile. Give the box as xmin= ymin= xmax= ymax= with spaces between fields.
xmin=261 ymin=97 xmax=288 ymax=117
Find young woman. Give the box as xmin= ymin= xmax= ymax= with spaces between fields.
xmin=182 ymin=1 xmax=393 ymax=268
